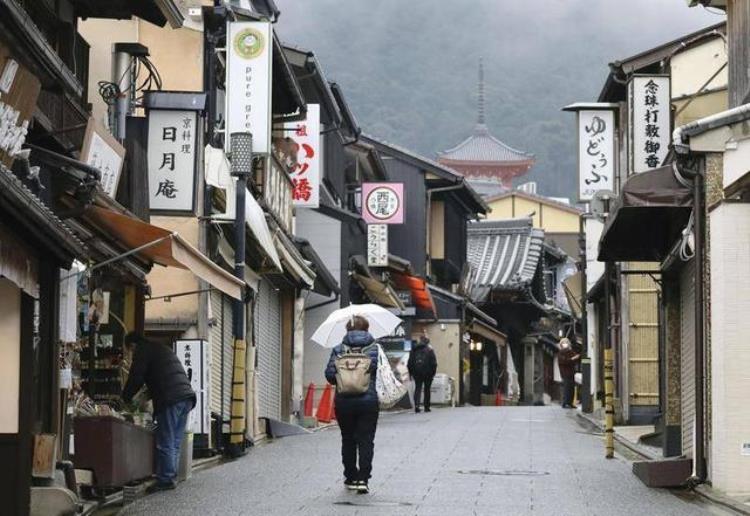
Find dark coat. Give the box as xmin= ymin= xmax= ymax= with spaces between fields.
xmin=557 ymin=347 xmax=578 ymax=380
xmin=122 ymin=339 xmax=196 ymax=414
xmin=407 ymin=340 xmax=437 ymax=380
xmin=325 ymin=330 xmax=379 ymax=412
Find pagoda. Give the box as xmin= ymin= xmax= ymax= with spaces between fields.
xmin=438 ymin=59 xmax=535 ymax=197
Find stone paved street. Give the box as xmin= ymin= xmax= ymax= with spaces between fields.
xmin=120 ymin=406 xmax=723 ymax=516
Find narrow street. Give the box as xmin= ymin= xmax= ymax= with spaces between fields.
xmin=120 ymin=407 xmax=718 ymax=516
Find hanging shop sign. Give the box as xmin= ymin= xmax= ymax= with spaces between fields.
xmin=283 ymin=104 xmax=320 ymax=207
xmin=226 ymin=21 xmax=273 ymax=155
xmin=576 ymin=109 xmax=615 ymax=202
xmin=175 ymin=339 xmax=210 ymax=435
xmin=80 ymin=118 xmax=125 ymax=198
xmin=147 ymin=109 xmax=199 ymax=213
xmin=362 ymin=182 xmax=404 ymax=224
xmin=367 ymin=224 xmax=388 ymax=267
xmin=629 ymin=75 xmax=670 ymax=174
xmin=0 ymin=45 xmax=41 ymax=167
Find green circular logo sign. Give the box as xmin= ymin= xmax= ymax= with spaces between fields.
xmin=234 ymin=28 xmax=265 ymax=60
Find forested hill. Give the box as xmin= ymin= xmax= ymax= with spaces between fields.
xmin=277 ymin=0 xmax=718 ymax=200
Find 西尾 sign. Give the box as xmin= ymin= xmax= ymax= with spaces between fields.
xmin=367 ymin=224 xmax=388 ymax=266
xmin=147 ymin=109 xmax=198 ymax=212
xmin=577 ymin=109 xmax=615 ymax=202
xmin=629 ymin=75 xmax=670 ymax=174
xmin=80 ymin=118 xmax=125 ymax=198
xmin=175 ymin=339 xmax=209 ymax=435
xmin=0 ymin=45 xmax=41 ymax=167
xmin=362 ymin=182 xmax=404 ymax=224
xmin=226 ymin=21 xmax=272 ymax=155
xmin=284 ymin=104 xmax=320 ymax=207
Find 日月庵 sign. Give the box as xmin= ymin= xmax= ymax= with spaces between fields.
xmin=362 ymin=182 xmax=404 ymax=224
xmin=147 ymin=109 xmax=198 ymax=213
xmin=577 ymin=109 xmax=615 ymax=202
xmin=629 ymin=75 xmax=670 ymax=174
xmin=226 ymin=21 xmax=272 ymax=155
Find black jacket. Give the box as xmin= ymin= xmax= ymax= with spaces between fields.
xmin=407 ymin=340 xmax=437 ymax=380
xmin=122 ymin=340 xmax=196 ymax=414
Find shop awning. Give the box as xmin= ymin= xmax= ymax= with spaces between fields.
xmin=392 ymin=273 xmax=437 ymax=319
xmin=562 ymin=272 xmax=583 ymax=320
xmin=274 ymin=231 xmax=315 ymax=288
xmin=352 ymin=273 xmax=405 ymax=311
xmin=598 ymin=164 xmax=693 ymax=262
xmin=294 ymin=237 xmax=340 ymax=297
xmin=87 ymin=206 xmax=244 ymax=300
xmin=468 ymin=319 xmax=508 ymax=347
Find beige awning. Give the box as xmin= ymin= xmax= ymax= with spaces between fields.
xmin=274 ymin=231 xmax=315 ymax=288
xmin=352 ymin=273 xmax=405 ymax=311
xmin=88 ymin=206 xmax=244 ymax=300
xmin=562 ymin=272 xmax=583 ymax=320
xmin=468 ymin=319 xmax=508 ymax=347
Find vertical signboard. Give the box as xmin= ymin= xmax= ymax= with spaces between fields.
xmin=284 ymin=104 xmax=320 ymax=207
xmin=0 ymin=44 xmax=41 ymax=167
xmin=577 ymin=110 xmax=615 ymax=201
xmin=147 ymin=109 xmax=198 ymax=212
xmin=367 ymin=224 xmax=389 ymax=266
xmin=629 ymin=75 xmax=670 ymax=174
xmin=362 ymin=182 xmax=405 ymax=224
xmin=226 ymin=21 xmax=272 ymax=154
xmin=175 ymin=339 xmax=210 ymax=435
xmin=80 ymin=118 xmax=125 ymax=198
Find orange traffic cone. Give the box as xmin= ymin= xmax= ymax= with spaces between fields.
xmin=317 ymin=383 xmax=333 ymax=423
xmin=495 ymin=390 xmax=503 ymax=406
xmin=304 ymin=383 xmax=315 ymax=417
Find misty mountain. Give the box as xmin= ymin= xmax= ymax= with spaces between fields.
xmin=276 ymin=1 xmax=720 ymax=200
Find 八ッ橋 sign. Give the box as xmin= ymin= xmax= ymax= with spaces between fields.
xmin=362 ymin=182 xmax=404 ymax=224
xmin=629 ymin=75 xmax=670 ymax=174
xmin=226 ymin=21 xmax=272 ymax=154
xmin=284 ymin=104 xmax=320 ymax=207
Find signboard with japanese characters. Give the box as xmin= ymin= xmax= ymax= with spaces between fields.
xmin=629 ymin=75 xmax=670 ymax=174
xmin=226 ymin=21 xmax=272 ymax=155
xmin=80 ymin=118 xmax=126 ymax=198
xmin=147 ymin=109 xmax=198 ymax=213
xmin=367 ymin=224 xmax=389 ymax=266
xmin=284 ymin=104 xmax=320 ymax=207
xmin=577 ymin=109 xmax=615 ymax=202
xmin=362 ymin=182 xmax=405 ymax=224
xmin=0 ymin=43 xmax=41 ymax=167
xmin=175 ymin=339 xmax=209 ymax=435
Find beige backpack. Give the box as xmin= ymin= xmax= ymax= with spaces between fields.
xmin=334 ymin=346 xmax=372 ymax=396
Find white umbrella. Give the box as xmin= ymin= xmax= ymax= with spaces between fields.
xmin=310 ymin=304 xmax=403 ymax=348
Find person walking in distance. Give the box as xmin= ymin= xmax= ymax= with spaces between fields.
xmin=325 ymin=315 xmax=380 ymax=494
xmin=408 ymin=332 xmax=438 ymax=413
xmin=557 ymin=338 xmax=580 ymax=409
xmin=122 ymin=332 xmax=196 ymax=493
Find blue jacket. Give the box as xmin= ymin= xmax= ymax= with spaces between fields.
xmin=325 ymin=330 xmax=379 ymax=412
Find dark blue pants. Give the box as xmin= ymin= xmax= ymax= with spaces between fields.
xmin=337 ymin=407 xmax=379 ymax=482
xmin=155 ymin=399 xmax=193 ymax=484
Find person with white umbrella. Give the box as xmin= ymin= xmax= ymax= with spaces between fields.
xmin=321 ymin=307 xmax=401 ymax=494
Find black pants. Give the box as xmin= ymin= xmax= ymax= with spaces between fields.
xmin=337 ymin=407 xmax=379 ymax=482
xmin=562 ymin=376 xmax=575 ymax=407
xmin=414 ymin=377 xmax=433 ymax=410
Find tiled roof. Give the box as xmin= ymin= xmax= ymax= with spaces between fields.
xmin=440 ymin=125 xmax=534 ymax=163
xmin=466 ymin=218 xmax=544 ymax=302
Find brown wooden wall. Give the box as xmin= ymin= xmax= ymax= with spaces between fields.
xmin=728 ymin=0 xmax=750 ymax=107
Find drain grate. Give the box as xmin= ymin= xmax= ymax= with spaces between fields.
xmin=334 ymin=501 xmax=413 ymax=507
xmin=457 ymin=469 xmax=549 ymax=477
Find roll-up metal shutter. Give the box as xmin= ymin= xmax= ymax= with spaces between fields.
xmin=210 ymin=289 xmax=234 ymax=421
xmin=256 ymin=279 xmax=282 ymax=420
xmin=680 ymin=260 xmax=696 ymax=457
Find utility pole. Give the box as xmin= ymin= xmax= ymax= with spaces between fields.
xmin=228 ymin=132 xmax=253 ymax=457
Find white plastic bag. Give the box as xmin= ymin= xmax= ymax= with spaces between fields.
xmin=375 ymin=344 xmax=407 ymax=409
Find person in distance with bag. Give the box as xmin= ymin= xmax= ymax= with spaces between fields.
xmin=324 ymin=315 xmax=379 ymax=494
xmin=408 ymin=331 xmax=438 ymax=413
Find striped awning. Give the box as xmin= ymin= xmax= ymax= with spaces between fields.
xmin=466 ymin=218 xmax=544 ymax=303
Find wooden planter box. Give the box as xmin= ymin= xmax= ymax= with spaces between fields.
xmin=73 ymin=416 xmax=154 ymax=487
